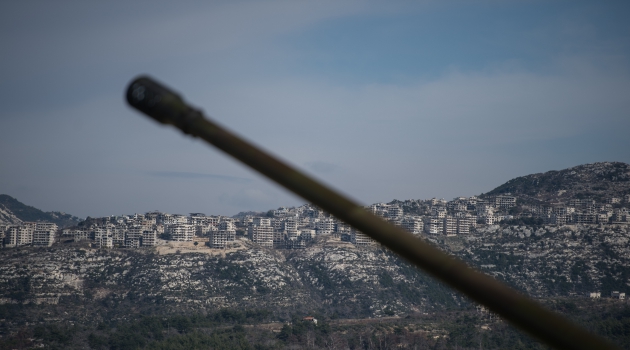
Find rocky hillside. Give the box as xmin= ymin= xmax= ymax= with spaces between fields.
xmin=1 ymin=222 xmax=629 ymax=333
xmin=485 ymin=162 xmax=630 ymax=202
xmin=0 ymin=237 xmax=464 ymax=331
xmin=0 ymin=194 xmax=81 ymax=227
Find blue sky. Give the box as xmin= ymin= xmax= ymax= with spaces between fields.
xmin=1 ymin=1 xmax=629 ymax=218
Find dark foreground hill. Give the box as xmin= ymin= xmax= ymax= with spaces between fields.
xmin=0 ymin=194 xmax=81 ymax=228
xmin=486 ymin=162 xmax=630 ymax=202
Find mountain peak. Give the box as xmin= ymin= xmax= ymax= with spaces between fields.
xmin=486 ymin=162 xmax=630 ymax=202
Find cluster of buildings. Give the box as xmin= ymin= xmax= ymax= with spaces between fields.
xmin=519 ymin=195 xmax=630 ymax=225
xmin=45 ymin=204 xmax=380 ymax=250
xmin=2 ymin=193 xmax=628 ymax=250
xmin=0 ymin=222 xmax=58 ymax=247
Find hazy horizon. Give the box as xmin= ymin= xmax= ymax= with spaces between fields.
xmin=2 ymin=1 xmax=629 ymax=218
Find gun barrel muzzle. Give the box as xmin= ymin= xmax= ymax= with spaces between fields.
xmin=126 ymin=76 xmax=619 ymax=350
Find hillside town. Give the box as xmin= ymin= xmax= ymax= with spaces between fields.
xmin=0 ymin=162 xmax=629 ymax=348
xmin=2 ymin=192 xmax=629 ymax=251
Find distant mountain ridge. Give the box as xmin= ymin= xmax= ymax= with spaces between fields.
xmin=0 ymin=194 xmax=81 ymax=228
xmin=485 ymin=162 xmax=630 ymax=203
xmin=2 ymin=161 xmax=628 ymax=228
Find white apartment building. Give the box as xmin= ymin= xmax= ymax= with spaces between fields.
xmin=456 ymin=217 xmax=472 ymax=235
xmin=300 ymin=229 xmax=316 ymax=241
xmin=316 ymin=219 xmax=335 ymax=235
xmin=443 ymin=216 xmax=457 ymax=236
xmin=283 ymin=218 xmax=298 ymax=232
xmin=351 ymin=230 xmax=374 ymax=246
xmin=387 ymin=206 xmax=403 ymax=220
xmin=219 ymin=221 xmax=236 ymax=231
xmin=112 ymin=225 xmax=126 ymax=246
xmin=28 ymin=223 xmax=57 ymax=247
xmin=248 ymin=225 xmax=273 ymax=248
xmin=33 ymin=230 xmax=55 ymax=247
xmin=199 ymin=224 xmax=218 ymax=236
xmin=484 ymin=215 xmax=498 ymax=225
xmin=209 ymin=228 xmax=235 ymax=249
xmin=252 ymin=217 xmax=271 ymax=227
xmin=189 ymin=213 xmax=208 ymax=226
xmin=94 ymin=227 xmax=113 ymax=249
xmin=273 ymin=230 xmax=286 ymax=248
xmin=141 ymin=230 xmax=158 ymax=246
xmin=67 ymin=229 xmax=90 ymax=242
xmin=5 ymin=225 xmax=34 ymax=247
xmin=4 ymin=226 xmax=22 ymax=247
xmin=335 ymin=222 xmax=352 ymax=234
xmin=401 ymin=217 xmax=422 ymax=234
xmin=495 ymin=196 xmax=516 ymax=208
xmin=274 ymin=207 xmax=289 ymax=216
xmin=126 ymin=225 xmax=143 ymax=247
xmin=169 ymin=224 xmax=194 ymax=242
xmin=424 ymin=218 xmax=443 ymax=235
xmin=431 ymin=207 xmax=447 ymax=219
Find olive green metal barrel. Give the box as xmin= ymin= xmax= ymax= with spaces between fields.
xmin=126 ymin=76 xmax=618 ymax=350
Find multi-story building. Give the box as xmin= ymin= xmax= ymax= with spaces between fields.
xmin=208 ymin=228 xmax=233 ymax=249
xmin=273 ymin=229 xmax=286 ymax=248
xmin=5 ymin=225 xmax=35 ymax=247
xmin=351 ymin=230 xmax=374 ymax=246
xmin=4 ymin=226 xmax=21 ymax=247
xmin=112 ymin=224 xmax=126 ymax=246
xmin=335 ymin=222 xmax=352 ymax=234
xmin=432 ymin=207 xmax=447 ymax=219
xmin=125 ymin=225 xmax=143 ymax=247
xmin=169 ymin=224 xmax=194 ymax=242
xmin=401 ymin=217 xmax=422 ymax=234
xmin=550 ymin=214 xmax=568 ymax=226
xmin=285 ymin=235 xmax=305 ymax=249
xmin=94 ymin=227 xmax=113 ymax=249
xmin=424 ymin=217 xmax=443 ymax=235
xmin=574 ymin=213 xmax=596 ymax=225
xmin=484 ymin=215 xmax=497 ymax=225
xmin=495 ymin=196 xmax=516 ymax=208
xmin=300 ymin=229 xmax=316 ymax=241
xmin=316 ymin=219 xmax=335 ymax=235
xmin=387 ymin=206 xmax=403 ymax=221
xmin=443 ymin=216 xmax=457 ymax=236
xmin=456 ymin=217 xmax=471 ymax=235
xmin=248 ymin=225 xmax=273 ymax=248
xmin=283 ymin=218 xmax=298 ymax=232
xmin=141 ymin=230 xmax=158 ymax=246
xmin=217 ymin=220 xmax=236 ymax=248
xmin=612 ymin=208 xmax=629 ymax=223
xmin=33 ymin=229 xmax=54 ymax=246
xmin=252 ymin=217 xmax=271 ymax=227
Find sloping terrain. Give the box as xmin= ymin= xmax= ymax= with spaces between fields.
xmin=486 ymin=162 xmax=630 ymax=202
xmin=0 ymin=238 xmax=452 ymax=328
xmin=0 ymin=194 xmax=80 ymax=227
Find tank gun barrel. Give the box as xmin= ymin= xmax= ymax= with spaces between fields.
xmin=126 ymin=76 xmax=617 ymax=350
